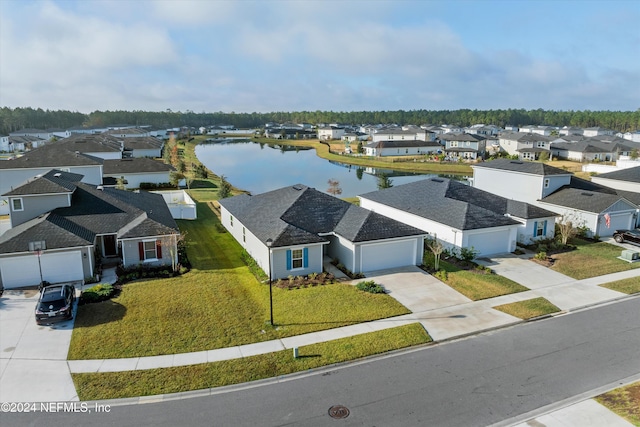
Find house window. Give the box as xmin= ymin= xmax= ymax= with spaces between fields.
xmin=243 ymin=227 xmax=246 ymax=243
xmin=534 ymin=220 xmax=547 ymax=237
xmin=286 ymin=248 xmax=308 ymax=270
xmin=292 ymin=249 xmax=303 ymax=268
xmin=450 ymin=141 xmax=458 ymax=147
xmin=230 ymin=215 xmax=234 ymax=227
xmin=138 ymin=240 xmax=162 ymax=261
xmin=11 ymin=198 xmax=23 ymax=211
xmin=544 ymin=179 xmax=550 ymax=188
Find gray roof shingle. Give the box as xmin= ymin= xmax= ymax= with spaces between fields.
xmin=2 ymin=169 xmax=83 ymax=196
xmin=472 ymin=158 xmax=570 ymax=176
xmin=595 ymin=165 xmax=640 ymax=183
xmin=219 ymin=184 xmax=425 ymax=247
xmin=103 ymin=158 xmax=175 ymax=174
xmin=360 ymin=178 xmax=557 ymax=230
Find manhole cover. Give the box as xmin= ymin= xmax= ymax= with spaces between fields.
xmin=328 ymin=405 xmax=350 ymax=419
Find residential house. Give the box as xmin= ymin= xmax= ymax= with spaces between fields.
xmin=9 ymin=128 xmax=65 ymax=141
xmin=364 ymin=140 xmax=441 ymax=157
xmin=102 ymin=158 xmax=175 ymax=189
xmin=518 ymin=125 xmax=554 ymax=136
xmin=591 ymin=166 xmax=640 ymax=194
xmin=372 ymin=128 xmax=434 ymax=143
xmin=439 ymin=133 xmax=486 ymax=160
xmin=54 ymin=134 xmax=123 ymax=160
xmin=472 ymin=159 xmax=638 ymax=237
xmin=583 ymin=127 xmax=615 ymax=137
xmin=550 ymin=139 xmax=635 ymax=162
xmin=498 ymin=132 xmax=552 ymax=160
xmin=559 ymin=126 xmax=584 ymax=136
xmin=317 ymin=126 xmax=345 ymax=141
xmin=0 ymin=173 xmax=180 ymax=289
xmin=123 ymin=136 xmax=164 ymax=158
xmin=0 ymin=144 xmax=104 ymax=215
xmin=219 ymin=184 xmax=425 ymax=279
xmin=359 ymin=178 xmax=558 ymax=257
xmin=0 ymin=135 xmax=8 ymax=152
xmin=107 ymin=127 xmax=151 ymax=138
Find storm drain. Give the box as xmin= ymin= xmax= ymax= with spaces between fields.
xmin=328 ymin=405 xmax=350 ymax=419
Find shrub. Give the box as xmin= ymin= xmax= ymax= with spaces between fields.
xmin=460 ymin=246 xmax=479 ymax=262
xmin=356 ymin=280 xmax=386 ymax=294
xmin=434 ymin=270 xmax=448 ymax=281
xmin=80 ymin=284 xmax=115 ymax=304
xmin=534 ymin=251 xmax=548 ymax=260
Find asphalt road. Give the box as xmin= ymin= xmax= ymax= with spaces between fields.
xmin=3 ymin=297 xmax=640 ymax=427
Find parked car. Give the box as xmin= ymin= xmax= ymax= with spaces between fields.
xmin=35 ymin=283 xmax=76 ymax=325
xmin=613 ymin=229 xmax=640 ymax=246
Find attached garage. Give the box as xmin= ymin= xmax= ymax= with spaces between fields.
xmin=597 ymin=213 xmax=634 ymax=237
xmin=466 ymin=228 xmax=513 ymax=257
xmin=360 ymin=239 xmax=418 ymax=272
xmin=0 ymin=250 xmax=84 ymax=289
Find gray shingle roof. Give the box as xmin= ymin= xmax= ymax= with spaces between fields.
xmin=2 ymin=169 xmax=83 ymax=196
xmin=0 ymin=181 xmax=179 ymax=254
xmin=103 ymin=158 xmax=175 ymax=174
xmin=123 ymin=137 xmax=164 ymax=150
xmin=55 ymin=133 xmax=122 ymax=153
xmin=595 ymin=165 xmax=640 ymax=183
xmin=219 ymin=184 xmax=425 ymax=247
xmin=472 ymin=158 xmax=570 ymax=176
xmin=540 ymin=187 xmax=632 ymax=213
xmin=360 ymin=178 xmax=557 ymax=230
xmin=0 ymin=144 xmax=103 ymax=169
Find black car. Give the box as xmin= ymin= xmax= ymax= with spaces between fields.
xmin=35 ymin=283 xmax=76 ymax=325
xmin=613 ymin=229 xmax=640 ymax=246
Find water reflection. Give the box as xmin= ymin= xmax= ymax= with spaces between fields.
xmin=195 ymin=140 xmax=469 ymax=198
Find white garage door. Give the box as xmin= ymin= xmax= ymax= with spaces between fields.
xmin=467 ymin=229 xmax=511 ymax=257
xmin=0 ymin=251 xmax=84 ymax=289
xmin=360 ymin=239 xmax=416 ymax=272
xmin=0 ymin=256 xmax=41 ymax=288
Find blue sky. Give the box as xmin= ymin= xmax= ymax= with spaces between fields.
xmin=1 ymin=0 xmax=638 ymax=114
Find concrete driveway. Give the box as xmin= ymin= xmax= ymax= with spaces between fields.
xmin=361 ymin=266 xmax=522 ymax=341
xmin=0 ymin=289 xmax=78 ymax=402
xmin=475 ymin=253 xmax=573 ymax=289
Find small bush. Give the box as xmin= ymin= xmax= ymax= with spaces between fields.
xmin=534 ymin=251 xmax=548 ymax=260
xmin=356 ymin=280 xmax=386 ymax=294
xmin=434 ymin=270 xmax=448 ymax=282
xmin=80 ymin=284 xmax=115 ymax=305
xmin=460 ymin=246 xmax=479 ymax=262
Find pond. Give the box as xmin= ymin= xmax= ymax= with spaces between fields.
xmin=195 ymin=139 xmax=469 ymax=198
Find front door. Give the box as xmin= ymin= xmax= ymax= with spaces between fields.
xmin=103 ymin=235 xmax=118 ymax=257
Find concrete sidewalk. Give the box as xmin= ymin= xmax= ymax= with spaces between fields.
xmin=2 ymin=261 xmax=639 ymax=426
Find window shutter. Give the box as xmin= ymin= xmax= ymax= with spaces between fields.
xmin=138 ymin=242 xmax=144 ymax=260
xmin=533 ymin=221 xmax=538 ymax=238
xmin=286 ymin=250 xmax=292 ymax=270
xmin=156 ymin=240 xmax=162 ymax=259
xmin=303 ymin=248 xmax=308 ymax=268
xmin=543 ymin=221 xmax=547 ymax=236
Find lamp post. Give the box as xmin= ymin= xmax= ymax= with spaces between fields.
xmin=266 ymin=238 xmax=274 ymax=326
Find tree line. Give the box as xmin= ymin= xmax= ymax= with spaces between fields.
xmin=1 ymin=107 xmax=639 ymax=135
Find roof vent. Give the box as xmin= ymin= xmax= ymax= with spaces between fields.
xmin=431 ymin=178 xmax=444 ymax=183
xmin=510 ymin=161 xmax=523 ymax=164
xmin=292 ymin=185 xmax=303 ymax=191
xmin=581 ymin=192 xmax=593 ymax=196
xmin=53 ymin=173 xmax=62 ymax=177
xmin=97 ymin=185 xmax=104 ymax=191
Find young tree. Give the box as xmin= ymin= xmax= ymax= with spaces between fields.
xmin=425 ymin=234 xmax=444 ymax=271
xmin=630 ymin=148 xmax=639 ymax=160
xmin=160 ymin=232 xmax=187 ymax=272
xmin=218 ymin=175 xmax=232 ymax=199
xmin=556 ymin=210 xmax=585 ymax=245
xmin=327 ymin=178 xmax=342 ymax=196
xmin=538 ymin=151 xmax=550 ymax=162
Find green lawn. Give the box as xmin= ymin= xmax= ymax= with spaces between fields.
xmin=600 ymin=277 xmax=640 ymax=294
xmin=426 ymin=255 xmax=528 ymax=300
xmin=72 ymin=323 xmax=431 ymax=400
xmin=595 ymin=382 xmax=640 ymax=426
xmin=551 ymin=239 xmax=640 ymax=280
xmin=69 ymin=203 xmax=409 ymax=359
xmin=493 ymin=297 xmax=561 ymax=319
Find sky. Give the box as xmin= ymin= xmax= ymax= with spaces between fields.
xmin=1 ymin=0 xmax=639 ymax=114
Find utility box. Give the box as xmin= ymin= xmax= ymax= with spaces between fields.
xmin=620 ymin=249 xmax=640 ymax=261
